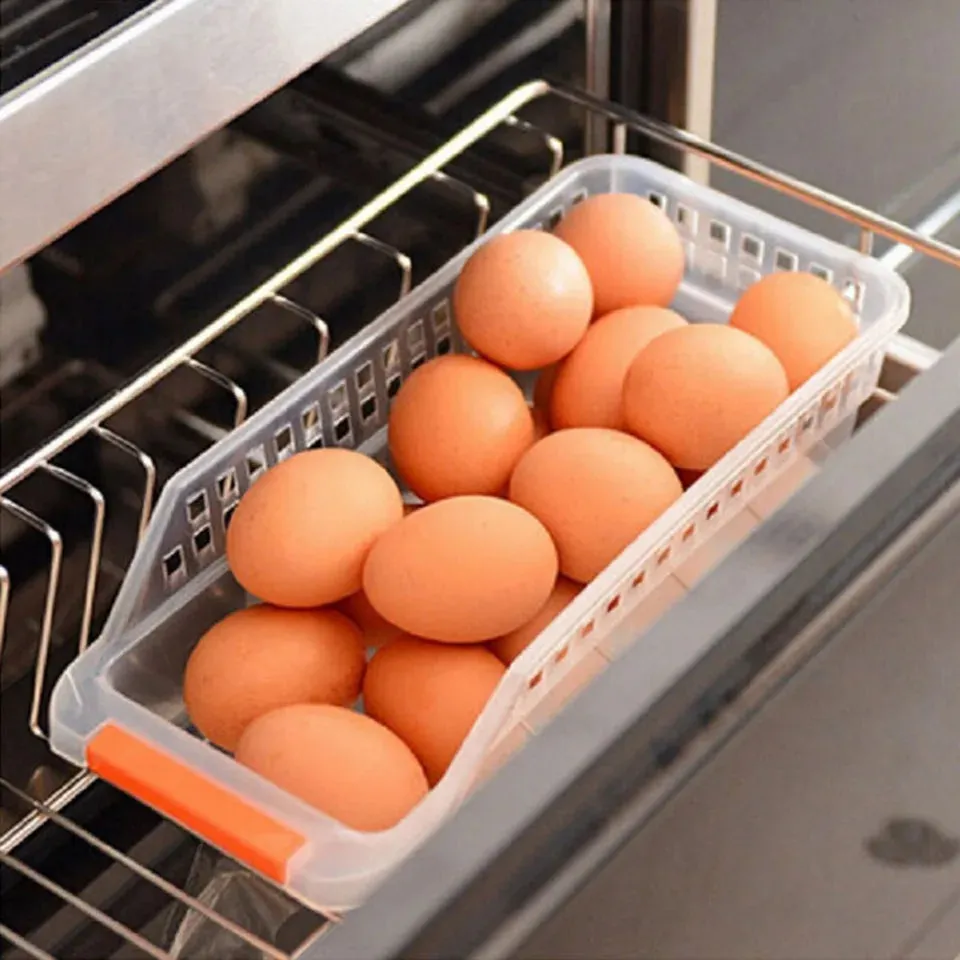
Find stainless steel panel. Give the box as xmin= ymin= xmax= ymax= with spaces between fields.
xmin=711 ymin=0 xmax=960 ymax=346
xmin=900 ymin=219 xmax=960 ymax=350
xmin=905 ymin=892 xmax=960 ymax=960
xmin=517 ymin=487 xmax=960 ymax=960
xmin=711 ymin=0 xmax=960 ymax=233
xmin=0 ymin=0 xmax=410 ymax=273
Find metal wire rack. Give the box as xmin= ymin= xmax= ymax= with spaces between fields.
xmin=1 ymin=79 xmax=958 ymax=959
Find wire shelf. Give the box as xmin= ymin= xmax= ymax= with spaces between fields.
xmin=1 ymin=79 xmax=958 ymax=959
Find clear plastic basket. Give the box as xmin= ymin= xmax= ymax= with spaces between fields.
xmin=49 ymin=155 xmax=910 ymax=909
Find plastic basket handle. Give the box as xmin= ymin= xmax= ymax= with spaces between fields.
xmin=87 ymin=724 xmax=306 ymax=882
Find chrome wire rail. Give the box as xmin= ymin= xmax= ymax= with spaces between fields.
xmin=1 ymin=80 xmax=957 ymax=959
xmin=1 ymin=777 xmax=295 ymax=960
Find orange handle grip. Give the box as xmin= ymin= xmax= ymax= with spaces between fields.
xmin=88 ymin=724 xmax=306 ymax=882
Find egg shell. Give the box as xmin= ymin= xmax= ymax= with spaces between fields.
xmin=183 ymin=605 xmax=366 ymax=752
xmin=622 ymin=323 xmax=790 ymax=471
xmin=388 ymin=355 xmax=535 ymax=502
xmin=235 ymin=704 xmax=428 ymax=832
xmin=453 ymin=230 xmax=593 ymax=370
xmin=362 ymin=495 xmax=559 ymax=643
xmin=490 ymin=577 xmax=581 ymax=665
xmin=509 ymin=428 xmax=683 ymax=584
xmin=553 ymin=193 xmax=685 ymax=314
xmin=729 ymin=270 xmax=858 ymax=390
xmin=364 ymin=636 xmax=506 ymax=785
xmin=551 ymin=305 xmax=688 ymax=430
xmin=337 ymin=589 xmax=404 ymax=650
xmin=226 ymin=448 xmax=404 ymax=607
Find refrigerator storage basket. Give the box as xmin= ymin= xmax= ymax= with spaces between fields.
xmin=49 ymin=154 xmax=910 ymax=908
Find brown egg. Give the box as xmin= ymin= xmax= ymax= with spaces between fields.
xmin=226 ymin=449 xmax=403 ymax=607
xmin=553 ymin=193 xmax=684 ymax=313
xmin=183 ymin=605 xmax=366 ymax=752
xmin=235 ymin=704 xmax=428 ymax=832
xmin=623 ymin=323 xmax=790 ymax=470
xmin=551 ymin=306 xmax=688 ymax=430
xmin=453 ymin=230 xmax=593 ymax=370
xmin=363 ymin=495 xmax=558 ymax=642
xmin=490 ymin=577 xmax=581 ymax=665
xmin=337 ymin=589 xmax=404 ymax=650
xmin=509 ymin=429 xmax=683 ymax=583
xmin=388 ymin=355 xmax=534 ymax=502
xmin=729 ymin=271 xmax=858 ymax=390
xmin=622 ymin=324 xmax=790 ymax=471
xmin=364 ymin=636 xmax=505 ymax=785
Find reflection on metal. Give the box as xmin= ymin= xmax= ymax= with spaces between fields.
xmin=612 ymin=122 xmax=628 ymax=155
xmin=0 ymin=924 xmax=56 ymax=960
xmin=611 ymin=0 xmax=716 ymax=181
xmin=0 ymin=497 xmax=63 ymax=740
xmin=1 ymin=777 xmax=293 ymax=959
xmin=683 ymin=0 xmax=718 ymax=184
xmin=38 ymin=464 xmax=105 ymax=655
xmin=881 ymin=187 xmax=960 ymax=273
xmin=502 ymin=115 xmax=564 ymax=179
xmin=183 ymin=358 xmax=249 ymax=429
xmin=0 ymin=565 xmax=9 ymax=663
xmin=0 ymin=849 xmax=174 ymax=960
xmin=92 ymin=426 xmax=157 ymax=541
xmin=584 ymin=0 xmax=612 ymax=154
xmin=270 ymin=295 xmax=332 ymax=367
xmin=0 ymin=771 xmax=97 ymax=855
xmin=424 ymin=0 xmax=580 ymax=115
xmin=352 ymin=233 xmax=413 ymax=300
xmin=431 ymin=171 xmax=491 ymax=239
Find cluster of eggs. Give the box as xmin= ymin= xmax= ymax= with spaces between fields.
xmin=182 ymin=191 xmax=857 ymax=833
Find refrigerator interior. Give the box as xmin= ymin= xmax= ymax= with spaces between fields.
xmin=1 ymin=1 xmax=959 ymax=958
